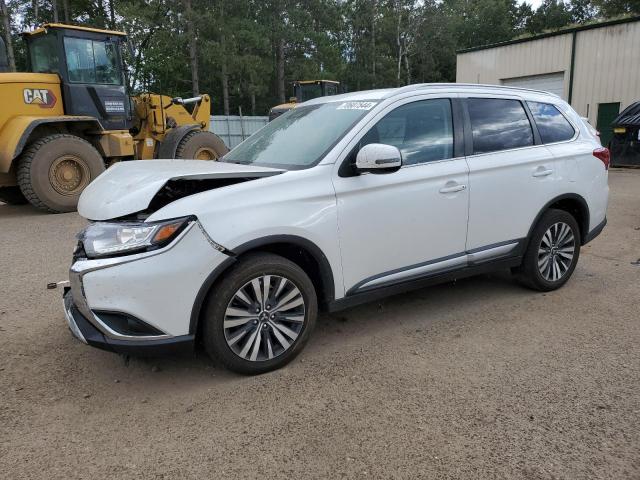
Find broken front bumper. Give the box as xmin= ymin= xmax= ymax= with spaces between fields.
xmin=59 ymin=221 xmax=227 ymax=356
xmin=62 ymin=288 xmax=195 ymax=356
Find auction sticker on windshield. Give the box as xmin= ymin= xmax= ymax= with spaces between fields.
xmin=336 ymin=101 xmax=377 ymax=110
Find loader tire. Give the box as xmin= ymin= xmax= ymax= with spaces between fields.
xmin=0 ymin=186 xmax=28 ymax=205
xmin=175 ymin=131 xmax=229 ymax=160
xmin=17 ymin=134 xmax=106 ymax=213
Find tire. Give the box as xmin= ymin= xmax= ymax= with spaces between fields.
xmin=175 ymin=131 xmax=229 ymax=160
xmin=17 ymin=134 xmax=106 ymax=213
xmin=518 ymin=209 xmax=581 ymax=291
xmin=0 ymin=186 xmax=28 ymax=205
xmin=202 ymin=252 xmax=318 ymax=375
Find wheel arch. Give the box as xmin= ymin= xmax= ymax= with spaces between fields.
xmin=189 ymin=235 xmax=336 ymax=336
xmin=526 ymin=193 xmax=590 ymax=247
xmin=0 ymin=116 xmax=103 ymax=173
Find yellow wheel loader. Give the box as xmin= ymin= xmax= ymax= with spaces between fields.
xmin=268 ymin=80 xmax=340 ymax=121
xmin=0 ymin=23 xmax=228 ymax=213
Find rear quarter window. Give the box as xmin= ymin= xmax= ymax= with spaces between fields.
xmin=527 ymin=102 xmax=575 ymax=143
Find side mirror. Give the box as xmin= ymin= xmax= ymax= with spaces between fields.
xmin=355 ymin=143 xmax=402 ymax=173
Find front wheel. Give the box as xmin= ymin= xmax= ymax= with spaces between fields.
xmin=518 ymin=209 xmax=581 ymax=291
xmin=202 ymin=253 xmax=318 ymax=374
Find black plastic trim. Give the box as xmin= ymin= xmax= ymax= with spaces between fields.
xmin=329 ymin=256 xmax=522 ymax=313
xmin=188 ymin=234 xmax=335 ymax=335
xmin=583 ymin=217 xmax=607 ymax=244
xmin=346 ymin=238 xmax=524 ymax=296
xmin=451 ymin=97 xmax=466 ymax=159
xmin=68 ymin=300 xmax=194 ymax=356
xmin=526 ymin=193 xmax=590 ymax=246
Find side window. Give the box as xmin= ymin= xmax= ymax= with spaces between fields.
xmin=360 ymin=99 xmax=454 ymax=165
xmin=527 ymin=101 xmax=575 ymax=143
xmin=64 ymin=37 xmax=121 ymax=85
xmin=467 ymin=98 xmax=533 ymax=154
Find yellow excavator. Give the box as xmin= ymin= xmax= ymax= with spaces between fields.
xmin=268 ymin=80 xmax=340 ymax=121
xmin=0 ymin=23 xmax=228 ymax=213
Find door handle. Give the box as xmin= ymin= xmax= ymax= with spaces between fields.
xmin=532 ymin=168 xmax=553 ymax=177
xmin=439 ymin=184 xmax=467 ymax=194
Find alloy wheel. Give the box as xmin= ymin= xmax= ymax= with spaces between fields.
xmin=223 ymin=275 xmax=306 ymax=362
xmin=537 ymin=221 xmax=575 ymax=282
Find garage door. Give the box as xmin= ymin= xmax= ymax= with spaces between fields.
xmin=501 ymin=72 xmax=565 ymax=98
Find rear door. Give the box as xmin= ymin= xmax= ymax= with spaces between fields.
xmin=462 ymin=96 xmax=561 ymax=252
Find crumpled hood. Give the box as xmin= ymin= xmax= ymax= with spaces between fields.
xmin=78 ymin=160 xmax=283 ymax=220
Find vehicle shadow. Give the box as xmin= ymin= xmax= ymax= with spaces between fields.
xmin=71 ymin=269 xmax=529 ymax=389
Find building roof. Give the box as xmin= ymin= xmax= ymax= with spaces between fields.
xmin=457 ymin=15 xmax=640 ymax=54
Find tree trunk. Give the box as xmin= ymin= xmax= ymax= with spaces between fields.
xmin=62 ymin=0 xmax=69 ymax=22
xmin=404 ymin=47 xmax=410 ymax=85
xmin=184 ymin=0 xmax=199 ymax=96
xmin=251 ymin=92 xmax=256 ymax=116
xmin=371 ymin=1 xmax=376 ymax=87
xmin=277 ymin=37 xmax=285 ymax=104
xmin=52 ymin=0 xmax=58 ymax=22
xmin=108 ymin=0 xmax=115 ymax=29
xmin=221 ymin=50 xmax=229 ymax=115
xmin=396 ymin=3 xmax=402 ymax=86
xmin=33 ymin=0 xmax=39 ymax=26
xmin=0 ymin=0 xmax=16 ymax=71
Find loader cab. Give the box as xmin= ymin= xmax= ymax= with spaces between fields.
xmin=293 ymin=80 xmax=340 ymax=103
xmin=24 ymin=24 xmax=130 ymax=130
xmin=268 ymin=80 xmax=341 ymax=121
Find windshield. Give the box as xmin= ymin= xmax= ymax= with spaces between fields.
xmin=223 ymin=101 xmax=377 ymax=169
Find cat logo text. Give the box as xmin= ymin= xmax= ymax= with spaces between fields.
xmin=23 ymin=88 xmax=57 ymax=108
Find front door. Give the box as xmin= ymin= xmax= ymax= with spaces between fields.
xmin=333 ymin=97 xmax=469 ymax=294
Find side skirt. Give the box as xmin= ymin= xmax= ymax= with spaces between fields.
xmin=327 ymin=256 xmax=522 ymax=313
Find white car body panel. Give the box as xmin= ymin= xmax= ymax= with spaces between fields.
xmin=147 ymin=165 xmax=346 ymax=298
xmin=81 ymin=225 xmax=225 ymax=336
xmin=78 ymin=160 xmax=283 ymax=221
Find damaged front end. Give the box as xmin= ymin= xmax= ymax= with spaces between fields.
xmin=77 ymin=159 xmax=284 ymax=221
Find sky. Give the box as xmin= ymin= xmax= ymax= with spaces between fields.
xmin=519 ymin=0 xmax=544 ymax=7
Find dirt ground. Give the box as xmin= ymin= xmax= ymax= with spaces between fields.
xmin=1 ymin=169 xmax=639 ymax=479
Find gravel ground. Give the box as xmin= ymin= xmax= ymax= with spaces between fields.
xmin=1 ymin=169 xmax=639 ymax=480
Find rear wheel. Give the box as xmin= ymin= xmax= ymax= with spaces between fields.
xmin=175 ymin=131 xmax=228 ymax=160
xmin=17 ymin=134 xmax=105 ymax=213
xmin=202 ymin=253 xmax=317 ymax=374
xmin=518 ymin=209 xmax=581 ymax=291
xmin=0 ymin=186 xmax=28 ymax=205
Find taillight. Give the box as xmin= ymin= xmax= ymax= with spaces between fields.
xmin=593 ymin=147 xmax=610 ymax=170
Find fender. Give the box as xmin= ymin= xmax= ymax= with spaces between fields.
xmin=0 ymin=115 xmax=102 ymax=173
xmin=156 ymin=124 xmax=200 ymax=159
xmin=525 ymin=193 xmax=590 ymax=248
xmin=188 ymin=234 xmax=336 ymax=335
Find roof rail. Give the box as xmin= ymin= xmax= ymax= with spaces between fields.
xmin=388 ymin=82 xmax=559 ymax=98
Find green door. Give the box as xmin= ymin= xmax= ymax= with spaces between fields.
xmin=597 ymin=102 xmax=620 ymax=147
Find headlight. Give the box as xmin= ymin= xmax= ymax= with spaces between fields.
xmin=81 ymin=217 xmax=192 ymax=258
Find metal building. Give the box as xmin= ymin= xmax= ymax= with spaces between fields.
xmin=456 ymin=16 xmax=640 ymax=147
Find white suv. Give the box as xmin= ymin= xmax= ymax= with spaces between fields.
xmin=62 ymin=84 xmax=609 ymax=374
